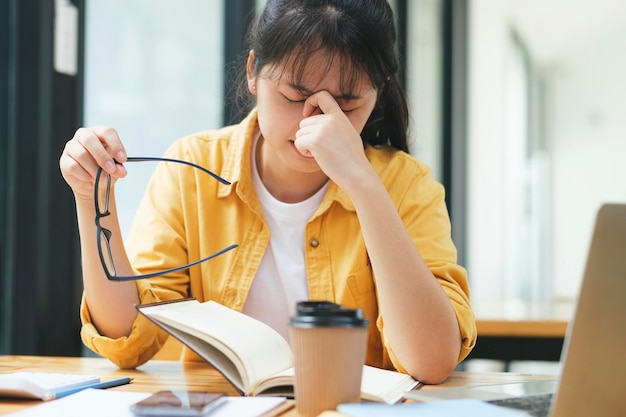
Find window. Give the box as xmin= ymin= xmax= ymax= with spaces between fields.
xmin=84 ymin=0 xmax=225 ymax=235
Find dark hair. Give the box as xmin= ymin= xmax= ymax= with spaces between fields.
xmin=234 ymin=0 xmax=409 ymax=152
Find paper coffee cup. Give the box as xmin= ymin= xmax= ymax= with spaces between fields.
xmin=289 ymin=301 xmax=369 ymax=417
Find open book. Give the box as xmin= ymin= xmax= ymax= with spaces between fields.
xmin=136 ymin=298 xmax=419 ymax=404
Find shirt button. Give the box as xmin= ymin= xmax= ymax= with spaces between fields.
xmin=309 ymin=238 xmax=320 ymax=248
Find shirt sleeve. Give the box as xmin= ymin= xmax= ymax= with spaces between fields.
xmin=79 ymin=280 xmax=171 ymax=369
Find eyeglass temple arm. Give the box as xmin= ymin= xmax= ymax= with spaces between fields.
xmin=109 ymin=243 xmax=239 ymax=281
xmin=124 ymin=156 xmax=231 ymax=185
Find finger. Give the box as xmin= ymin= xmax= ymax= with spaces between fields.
xmin=61 ymin=138 xmax=101 ymax=180
xmin=74 ymin=126 xmax=126 ymax=174
xmin=93 ymin=125 xmax=128 ymax=163
xmin=293 ymin=125 xmax=316 ymax=158
xmin=63 ymin=137 xmax=128 ymax=179
xmin=292 ymin=139 xmax=314 ymax=158
xmin=302 ymin=90 xmax=342 ymax=118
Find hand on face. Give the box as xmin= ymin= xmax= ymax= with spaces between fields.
xmin=295 ymin=90 xmax=374 ymax=189
xmin=59 ymin=126 xmax=128 ymax=201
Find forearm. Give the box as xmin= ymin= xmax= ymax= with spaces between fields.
xmin=347 ymin=175 xmax=461 ymax=383
xmin=75 ymin=196 xmax=139 ymax=339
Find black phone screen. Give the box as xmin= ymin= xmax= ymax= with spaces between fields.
xmin=130 ymin=390 xmax=227 ymax=416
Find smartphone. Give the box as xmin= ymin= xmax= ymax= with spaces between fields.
xmin=130 ymin=390 xmax=227 ymax=416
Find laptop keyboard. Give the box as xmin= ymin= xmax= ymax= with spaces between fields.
xmin=488 ymin=393 xmax=554 ymax=417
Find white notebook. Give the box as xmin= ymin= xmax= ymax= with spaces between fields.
xmin=0 ymin=372 xmax=100 ymax=401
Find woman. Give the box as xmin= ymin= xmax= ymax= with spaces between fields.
xmin=59 ymin=0 xmax=475 ymax=384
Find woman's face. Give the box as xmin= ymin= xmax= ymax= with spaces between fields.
xmin=247 ymin=50 xmax=378 ymax=177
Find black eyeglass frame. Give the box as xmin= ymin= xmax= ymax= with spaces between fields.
xmin=94 ymin=156 xmax=238 ymax=281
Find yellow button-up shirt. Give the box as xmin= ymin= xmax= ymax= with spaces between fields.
xmin=81 ymin=109 xmax=476 ymax=371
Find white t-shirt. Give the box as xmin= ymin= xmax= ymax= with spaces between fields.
xmin=242 ymin=135 xmax=328 ymax=342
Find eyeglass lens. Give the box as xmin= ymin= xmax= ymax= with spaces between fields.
xmin=96 ymin=169 xmax=115 ymax=276
xmin=98 ymin=228 xmax=116 ymax=277
xmin=96 ymin=170 xmax=111 ymax=215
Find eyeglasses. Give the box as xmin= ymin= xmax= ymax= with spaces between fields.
xmin=94 ymin=156 xmax=238 ymax=281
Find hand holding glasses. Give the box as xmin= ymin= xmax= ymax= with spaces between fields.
xmin=94 ymin=156 xmax=238 ymax=281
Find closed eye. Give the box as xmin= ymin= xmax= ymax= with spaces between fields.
xmin=283 ymin=95 xmax=305 ymax=104
xmin=337 ymin=99 xmax=358 ymax=114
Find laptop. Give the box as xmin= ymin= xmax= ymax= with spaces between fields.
xmin=404 ymin=203 xmax=626 ymax=417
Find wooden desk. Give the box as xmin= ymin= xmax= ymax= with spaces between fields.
xmin=0 ymin=356 xmax=240 ymax=415
xmin=468 ymin=299 xmax=575 ymax=366
xmin=0 ymin=355 xmax=557 ymax=416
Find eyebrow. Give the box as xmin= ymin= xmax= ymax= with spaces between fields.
xmin=288 ymin=82 xmax=360 ymax=102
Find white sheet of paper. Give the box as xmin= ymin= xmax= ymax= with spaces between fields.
xmin=6 ymin=388 xmax=288 ymax=417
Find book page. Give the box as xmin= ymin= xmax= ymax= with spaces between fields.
xmin=150 ymin=320 xmax=245 ymax=392
xmin=359 ymin=366 xmax=419 ymax=404
xmin=140 ymin=300 xmax=294 ymax=394
xmin=251 ymin=367 xmax=295 ymax=397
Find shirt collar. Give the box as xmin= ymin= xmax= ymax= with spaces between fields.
xmin=217 ymin=109 xmax=258 ymax=200
xmin=218 ymin=108 xmax=387 ymax=214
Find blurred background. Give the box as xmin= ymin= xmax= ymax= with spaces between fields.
xmin=2 ymin=0 xmax=625 ymax=372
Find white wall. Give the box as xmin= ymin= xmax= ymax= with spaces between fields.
xmin=549 ymin=24 xmax=626 ymax=298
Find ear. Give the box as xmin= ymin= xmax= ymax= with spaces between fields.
xmin=246 ymin=50 xmax=257 ymax=95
